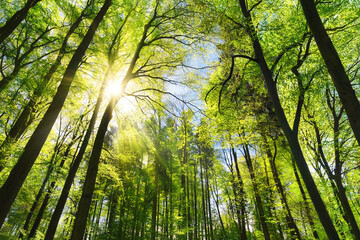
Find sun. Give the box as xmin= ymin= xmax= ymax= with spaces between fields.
xmin=104 ymin=77 xmax=136 ymax=114
xmin=105 ymin=78 xmax=123 ymax=98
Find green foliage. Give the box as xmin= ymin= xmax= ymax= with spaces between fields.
xmin=1 ymin=0 xmax=360 ymax=239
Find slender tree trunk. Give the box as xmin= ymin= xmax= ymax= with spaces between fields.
xmin=132 ymin=181 xmax=140 ymax=240
xmin=242 ymin=144 xmax=271 ymax=240
xmin=238 ymin=1 xmax=339 ymax=238
xmin=42 ymin=7 xmax=136 ymax=238
xmin=70 ymin=7 xmax=157 ymax=238
xmin=200 ymin=161 xmax=208 ymax=240
xmin=18 ymin=148 xmax=59 ymax=238
xmin=150 ymin=161 xmax=159 ymax=240
xmin=333 ymin=119 xmax=360 ymax=237
xmin=230 ymin=147 xmax=247 ymax=239
xmin=193 ymin=164 xmax=198 ymax=240
xmin=180 ymin=118 xmax=188 ymax=239
xmin=28 ymin=129 xmax=80 ymax=238
xmin=205 ymin=165 xmax=214 ymax=239
xmin=118 ymin=194 xmax=127 ymax=239
xmin=0 ymin=11 xmax=85 ymax=170
xmin=0 ymin=0 xmax=41 ymax=44
xmin=187 ymin=174 xmax=192 ymax=240
xmin=44 ymin=47 xmax=113 ymax=240
xmin=263 ymin=139 xmax=301 ymax=239
xmin=28 ymin=182 xmax=54 ymax=238
xmin=70 ymin=99 xmax=114 ymax=239
xmin=94 ymin=186 xmax=105 ymax=237
xmin=212 ymin=179 xmax=226 ymax=237
xmin=164 ymin=194 xmax=169 ymax=240
xmin=169 ymin=162 xmax=174 ymax=240
xmin=291 ymin=158 xmax=319 ymax=239
xmin=299 ymin=0 xmax=360 ymax=149
xmin=334 ymin=177 xmax=360 ymax=236
xmin=313 ymin=109 xmax=360 ymax=237
xmin=0 ymin=0 xmax=111 ymax=228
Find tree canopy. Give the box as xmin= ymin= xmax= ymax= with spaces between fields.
xmin=0 ymin=0 xmax=360 ymax=239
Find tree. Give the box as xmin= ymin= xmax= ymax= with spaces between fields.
xmin=0 ymin=0 xmax=112 ymax=227
xmin=299 ymin=0 xmax=360 ymax=159
xmin=0 ymin=0 xmax=41 ymax=44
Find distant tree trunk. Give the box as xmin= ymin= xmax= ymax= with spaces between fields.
xmin=262 ymin=147 xmax=284 ymax=239
xmin=0 ymin=10 xmax=85 ymax=170
xmin=329 ymin=100 xmax=360 ymax=238
xmin=299 ymin=0 xmax=360 ymax=150
xmin=238 ymin=0 xmax=339 ymax=238
xmin=228 ymin=147 xmax=246 ymax=239
xmin=131 ymin=181 xmax=140 ymax=240
xmin=180 ymin=117 xmax=188 ymax=239
xmin=0 ymin=0 xmax=41 ymax=44
xmin=200 ymin=161 xmax=208 ymax=240
xmin=164 ymin=194 xmax=169 ymax=239
xmin=0 ymin=0 xmax=111 ymax=228
xmin=140 ymin=180 xmax=150 ymax=239
xmin=263 ymin=138 xmax=301 ymax=239
xmin=117 ymin=193 xmax=127 ymax=239
xmin=291 ymin=158 xmax=319 ymax=239
xmin=28 ymin=182 xmax=55 ymax=238
xmin=311 ymin=108 xmax=360 ymax=238
xmin=234 ymin=151 xmax=247 ymax=240
xmin=242 ymin=144 xmax=271 ymax=240
xmin=212 ymin=178 xmax=226 ymax=237
xmin=187 ymin=174 xmax=192 ymax=240
xmin=193 ymin=163 xmax=198 ymax=240
xmin=94 ymin=187 xmax=105 ymax=237
xmin=169 ymin=161 xmax=174 ymax=240
xmin=205 ymin=163 xmax=214 ymax=239
xmin=18 ymin=145 xmax=60 ymax=238
xmin=151 ymin=161 xmax=159 ymax=240
xmin=28 ymin=127 xmax=81 ymax=238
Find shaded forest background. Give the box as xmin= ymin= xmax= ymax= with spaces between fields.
xmin=0 ymin=0 xmax=360 ymax=239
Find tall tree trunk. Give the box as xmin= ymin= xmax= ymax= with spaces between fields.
xmin=312 ymin=109 xmax=360 ymax=237
xmin=263 ymin=138 xmax=301 ymax=239
xmin=242 ymin=144 xmax=271 ymax=240
xmin=180 ymin=117 xmax=188 ymax=239
xmin=18 ymin=146 xmax=60 ymax=238
xmin=299 ymin=0 xmax=360 ymax=150
xmin=69 ymin=7 xmax=156 ymax=238
xmin=44 ymin=29 xmax=120 ymax=240
xmin=331 ymin=107 xmax=360 ymax=237
xmin=131 ymin=180 xmax=140 ymax=240
xmin=0 ymin=10 xmax=85 ymax=170
xmin=187 ymin=174 xmax=192 ymax=240
xmin=0 ymin=0 xmax=111 ymax=228
xmin=169 ymin=161 xmax=174 ymax=240
xmin=164 ymin=194 xmax=169 ymax=240
xmin=238 ymin=0 xmax=339 ymax=238
xmin=229 ymin=147 xmax=247 ymax=239
xmin=0 ymin=0 xmax=41 ymax=44
xmin=262 ymin=149 xmax=284 ymax=239
xmin=205 ymin=164 xmax=214 ymax=239
xmin=28 ymin=127 xmax=81 ymax=238
xmin=200 ymin=161 xmax=208 ymax=240
xmin=150 ymin=161 xmax=159 ymax=240
xmin=193 ymin=163 xmax=198 ymax=240
xmin=212 ymin=178 xmax=226 ymax=237
xmin=291 ymin=158 xmax=319 ymax=239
